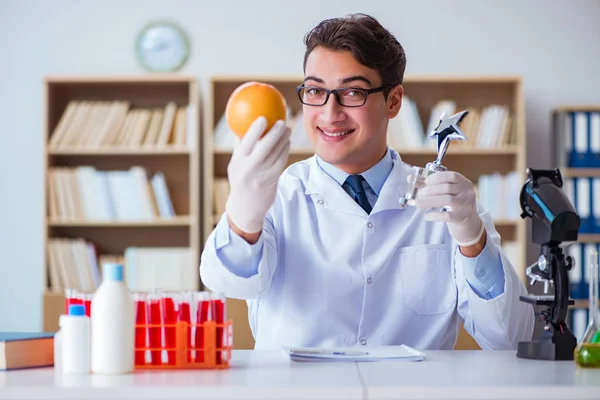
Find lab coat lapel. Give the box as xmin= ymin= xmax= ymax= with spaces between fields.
xmin=370 ymin=150 xmax=411 ymax=214
xmin=304 ymin=150 xmax=411 ymax=216
xmin=304 ymin=157 xmax=367 ymax=217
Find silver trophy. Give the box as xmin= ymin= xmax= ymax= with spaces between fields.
xmin=399 ymin=110 xmax=469 ymax=210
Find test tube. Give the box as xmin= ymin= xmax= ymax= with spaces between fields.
xmin=177 ymin=291 xmax=193 ymax=362
xmin=211 ymin=292 xmax=226 ymax=365
xmin=82 ymin=292 xmax=92 ymax=317
xmin=162 ymin=292 xmax=178 ymax=365
xmin=133 ymin=292 xmax=148 ymax=366
xmin=193 ymin=292 xmax=211 ymax=363
xmin=146 ymin=291 xmax=163 ymax=365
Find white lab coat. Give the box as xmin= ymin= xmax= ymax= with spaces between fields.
xmin=200 ymin=150 xmax=535 ymax=350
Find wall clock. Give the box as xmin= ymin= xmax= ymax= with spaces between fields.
xmin=135 ymin=21 xmax=190 ymax=72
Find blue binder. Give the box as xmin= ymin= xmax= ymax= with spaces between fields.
xmin=570 ymin=112 xmax=590 ymax=168
xmin=574 ymin=177 xmax=593 ymax=233
xmin=592 ymin=178 xmax=600 ymax=233
xmin=591 ymin=112 xmax=600 ymax=168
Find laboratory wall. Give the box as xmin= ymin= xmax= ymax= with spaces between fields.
xmin=1 ymin=0 xmax=599 ymax=331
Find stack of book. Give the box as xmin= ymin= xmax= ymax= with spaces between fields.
xmin=49 ymin=101 xmax=191 ymax=149
xmin=47 ymin=166 xmax=174 ymax=221
xmin=0 ymin=332 xmax=55 ymax=371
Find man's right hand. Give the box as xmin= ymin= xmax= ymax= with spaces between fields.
xmin=225 ymin=116 xmax=291 ymax=236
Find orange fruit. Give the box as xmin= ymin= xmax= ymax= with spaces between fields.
xmin=225 ymin=81 xmax=287 ymax=138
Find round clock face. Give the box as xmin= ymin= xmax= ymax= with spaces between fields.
xmin=135 ymin=22 xmax=190 ymax=72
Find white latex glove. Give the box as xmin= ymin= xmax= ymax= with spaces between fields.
xmin=225 ymin=116 xmax=291 ymax=233
xmin=413 ymin=171 xmax=485 ymax=247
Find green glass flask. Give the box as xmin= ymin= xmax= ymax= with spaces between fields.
xmin=574 ymin=248 xmax=600 ymax=368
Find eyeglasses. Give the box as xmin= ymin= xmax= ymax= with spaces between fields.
xmin=296 ymin=84 xmax=389 ymax=107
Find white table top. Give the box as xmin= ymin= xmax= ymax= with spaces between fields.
xmin=359 ymin=350 xmax=600 ymax=400
xmin=0 ymin=350 xmax=363 ymax=400
xmin=1 ymin=350 xmax=599 ymax=400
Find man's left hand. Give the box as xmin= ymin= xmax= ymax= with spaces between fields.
xmin=414 ymin=170 xmax=485 ymax=247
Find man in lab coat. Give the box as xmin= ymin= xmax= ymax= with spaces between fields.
xmin=201 ymin=13 xmax=535 ymax=350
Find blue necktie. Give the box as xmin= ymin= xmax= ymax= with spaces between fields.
xmin=345 ymin=175 xmax=372 ymax=214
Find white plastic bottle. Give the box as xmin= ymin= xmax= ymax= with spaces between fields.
xmin=61 ymin=304 xmax=91 ymax=374
xmin=91 ymin=263 xmax=135 ymax=374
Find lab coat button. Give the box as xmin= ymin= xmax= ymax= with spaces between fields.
xmin=318 ymin=199 xmax=324 ymax=205
xmin=360 ymin=339 xmax=367 ymax=346
xmin=367 ymin=277 xmax=372 ymax=284
xmin=476 ymin=269 xmax=486 ymax=278
xmin=367 ymin=222 xmax=373 ymax=228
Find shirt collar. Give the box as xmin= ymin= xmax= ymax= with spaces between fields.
xmin=315 ymin=148 xmax=394 ymax=196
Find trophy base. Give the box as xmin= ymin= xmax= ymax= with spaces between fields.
xmin=399 ymin=164 xmax=451 ymax=211
xmin=398 ymin=196 xmax=451 ymax=213
xmin=399 ymin=198 xmax=417 ymax=207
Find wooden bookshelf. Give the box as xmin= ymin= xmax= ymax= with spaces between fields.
xmin=572 ymin=299 xmax=597 ymax=309
xmin=562 ymin=168 xmax=600 ymax=178
xmin=42 ymin=75 xmax=201 ymax=332
xmin=552 ymin=104 xmax=600 ymax=247
xmin=202 ymin=75 xmax=527 ymax=351
xmin=48 ymin=215 xmax=194 ymax=227
xmin=578 ymin=234 xmax=600 ymax=243
xmin=49 ymin=147 xmax=191 ymax=156
xmin=552 ymin=105 xmax=600 ymax=339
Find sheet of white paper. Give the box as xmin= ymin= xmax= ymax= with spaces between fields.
xmin=283 ymin=345 xmax=426 ymax=363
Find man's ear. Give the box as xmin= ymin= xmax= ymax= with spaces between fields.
xmin=386 ymin=85 xmax=403 ymax=119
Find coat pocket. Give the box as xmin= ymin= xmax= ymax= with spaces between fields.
xmin=398 ymin=244 xmax=457 ymax=315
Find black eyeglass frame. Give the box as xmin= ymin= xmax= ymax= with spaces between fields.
xmin=295 ymin=84 xmax=391 ymax=107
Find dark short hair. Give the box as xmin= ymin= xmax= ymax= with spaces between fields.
xmin=302 ymin=13 xmax=406 ymax=98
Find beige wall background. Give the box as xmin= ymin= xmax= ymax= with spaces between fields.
xmin=1 ymin=0 xmax=599 ymax=331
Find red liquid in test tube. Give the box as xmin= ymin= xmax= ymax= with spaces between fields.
xmin=177 ymin=292 xmax=192 ymax=362
xmin=83 ymin=293 xmax=92 ymax=317
xmin=133 ymin=293 xmax=148 ymax=366
xmin=194 ymin=292 xmax=210 ymax=363
xmin=162 ymin=293 xmax=178 ymax=365
xmin=147 ymin=293 xmax=162 ymax=365
xmin=211 ymin=293 xmax=226 ymax=365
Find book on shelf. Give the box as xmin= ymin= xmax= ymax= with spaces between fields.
xmin=568 ymin=308 xmax=589 ymax=342
xmin=124 ymin=247 xmax=198 ymax=292
xmin=565 ymin=242 xmax=600 ymax=300
xmin=387 ymin=99 xmax=513 ymax=150
xmin=47 ymin=238 xmax=101 ymax=293
xmin=46 ymin=238 xmax=198 ymax=293
xmin=47 ymin=166 xmax=175 ymax=221
xmin=0 ymin=332 xmax=55 ymax=371
xmin=49 ymin=100 xmax=193 ymax=149
xmin=387 ymin=97 xmax=425 ymax=149
xmin=474 ymin=172 xmax=521 ymax=221
xmin=554 ymin=110 xmax=600 ymax=169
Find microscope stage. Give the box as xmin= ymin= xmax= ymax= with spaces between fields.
xmin=519 ymin=295 xmax=575 ymax=306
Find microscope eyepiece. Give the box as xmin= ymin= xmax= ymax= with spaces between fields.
xmin=519 ymin=168 xmax=579 ymax=246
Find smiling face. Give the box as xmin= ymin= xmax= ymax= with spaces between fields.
xmin=302 ymin=46 xmax=403 ymax=174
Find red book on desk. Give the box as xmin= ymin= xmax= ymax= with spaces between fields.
xmin=0 ymin=332 xmax=55 ymax=371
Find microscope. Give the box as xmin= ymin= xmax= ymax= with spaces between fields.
xmin=516 ymin=168 xmax=581 ymax=360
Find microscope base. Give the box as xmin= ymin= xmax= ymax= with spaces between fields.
xmin=517 ymin=330 xmax=577 ymax=361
